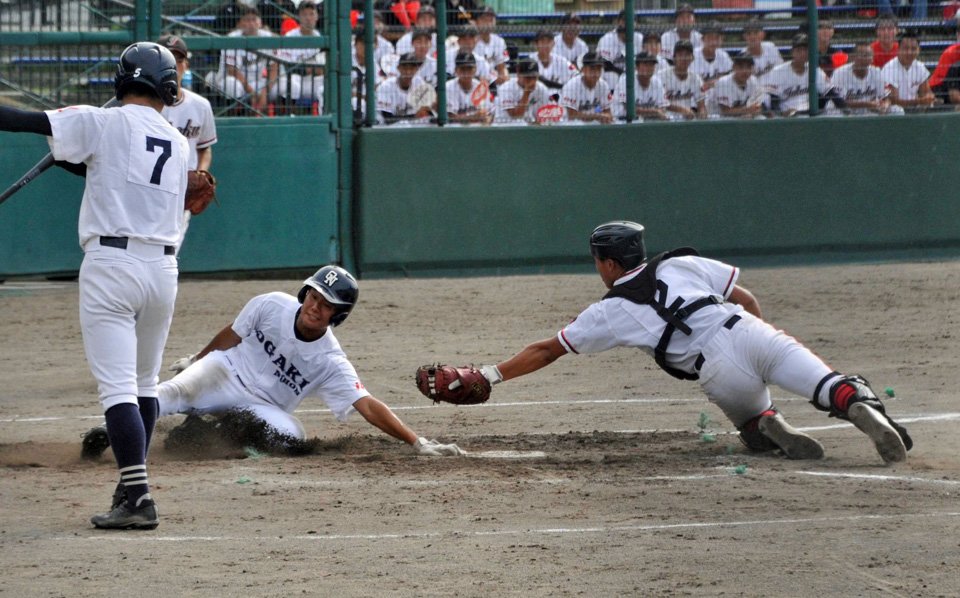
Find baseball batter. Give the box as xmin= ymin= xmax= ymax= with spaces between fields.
xmin=158 ymin=35 xmax=217 ymax=253
xmin=84 ymin=266 xmax=464 ymax=458
xmin=440 ymin=221 xmax=912 ymax=464
xmin=0 ymin=42 xmax=188 ymax=529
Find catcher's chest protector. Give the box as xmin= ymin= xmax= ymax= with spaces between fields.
xmin=602 ymin=247 xmax=721 ymax=381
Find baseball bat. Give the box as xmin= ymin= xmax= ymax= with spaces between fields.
xmin=0 ymin=97 xmax=120 ymax=207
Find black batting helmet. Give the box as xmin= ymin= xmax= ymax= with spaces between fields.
xmin=589 ymin=221 xmax=646 ymax=270
xmin=115 ymin=42 xmax=179 ymax=106
xmin=297 ymin=265 xmax=359 ymax=327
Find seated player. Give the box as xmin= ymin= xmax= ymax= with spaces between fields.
xmin=692 ymin=21 xmax=732 ymax=91
xmin=831 ymin=42 xmax=899 ymax=115
xmin=596 ymin=9 xmax=645 ymax=90
xmin=376 ymin=52 xmax=433 ymax=125
xmin=661 ymin=3 xmax=702 ymax=62
xmin=763 ymin=34 xmax=833 ymax=117
xmin=443 ymin=51 xmax=492 ymax=125
xmin=553 ymin=13 xmax=589 ymax=65
xmin=474 ymin=7 xmax=510 ymax=85
xmin=712 ymin=53 xmax=764 ymax=119
xmin=742 ymin=19 xmax=783 ymax=80
xmin=640 ymin=31 xmax=673 ymax=74
xmin=661 ymin=40 xmax=706 ymax=120
xmin=881 ymin=30 xmax=936 ymax=111
xmin=615 ymin=51 xmax=669 ymax=121
xmin=494 ymin=58 xmax=551 ymax=125
xmin=532 ymin=30 xmax=577 ymax=93
xmin=559 ymin=52 xmax=613 ymax=124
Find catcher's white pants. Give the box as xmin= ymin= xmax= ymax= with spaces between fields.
xmin=158 ymin=351 xmax=306 ymax=439
xmin=80 ymin=240 xmax=178 ymax=410
xmin=696 ymin=312 xmax=834 ymax=427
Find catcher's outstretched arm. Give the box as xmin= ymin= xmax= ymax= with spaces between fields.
xmin=496 ymin=337 xmax=567 ymax=382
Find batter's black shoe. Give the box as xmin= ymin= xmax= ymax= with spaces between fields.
xmin=81 ymin=426 xmax=110 ymax=460
xmin=740 ymin=409 xmax=824 ymax=460
xmin=90 ymin=498 xmax=159 ymax=530
xmin=110 ymin=482 xmax=127 ymax=511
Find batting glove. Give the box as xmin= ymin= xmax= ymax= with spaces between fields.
xmin=168 ymin=353 xmax=197 ymax=374
xmin=414 ymin=437 xmax=466 ymax=457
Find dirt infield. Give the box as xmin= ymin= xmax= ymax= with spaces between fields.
xmin=1 ymin=260 xmax=959 ymax=597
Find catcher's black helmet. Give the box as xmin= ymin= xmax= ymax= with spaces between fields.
xmin=297 ymin=265 xmax=359 ymax=327
xmin=589 ymin=221 xmax=646 ymax=270
xmin=115 ymin=42 xmax=179 ymax=106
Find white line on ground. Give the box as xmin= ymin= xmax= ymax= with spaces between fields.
xmin=797 ymin=471 xmax=960 ymax=486
xmin=56 ymin=511 xmax=960 ymax=543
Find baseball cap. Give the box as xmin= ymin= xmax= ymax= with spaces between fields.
xmin=398 ymin=52 xmax=423 ymax=66
xmin=701 ymin=21 xmax=722 ymax=36
xmin=477 ymin=6 xmax=496 ymax=17
xmin=743 ymin=18 xmax=764 ymax=33
xmin=458 ymin=24 xmax=479 ymax=37
xmin=534 ymin=30 xmax=554 ymax=41
xmin=516 ymin=57 xmax=539 ymax=75
xmin=158 ymin=34 xmax=188 ymax=59
xmin=642 ymin=30 xmax=661 ymax=42
xmin=675 ymin=3 xmax=694 ymax=16
xmin=731 ymin=51 xmax=755 ymax=65
xmin=791 ymin=33 xmax=809 ymax=48
xmin=298 ymin=0 xmax=318 ymax=11
xmin=561 ymin=13 xmax=581 ymax=24
xmin=455 ymin=51 xmax=476 ymax=67
xmin=581 ymin=51 xmax=603 ymax=67
xmin=411 ymin=27 xmax=433 ymax=41
xmin=673 ymin=39 xmax=695 ymax=55
xmin=418 ymin=4 xmax=435 ymax=15
xmin=635 ymin=51 xmax=658 ymax=64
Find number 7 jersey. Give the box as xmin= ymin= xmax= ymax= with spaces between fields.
xmin=45 ymin=103 xmax=189 ymax=248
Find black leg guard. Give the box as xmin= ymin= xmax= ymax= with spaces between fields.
xmin=829 ymin=375 xmax=913 ymax=451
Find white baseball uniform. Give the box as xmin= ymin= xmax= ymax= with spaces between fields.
xmin=494 ymin=79 xmax=552 ymax=123
xmin=763 ymin=62 xmax=831 ymax=113
xmin=559 ymin=75 xmax=613 ymax=119
xmin=158 ymin=292 xmax=369 ymax=438
xmin=445 ymin=48 xmax=492 ymax=82
xmin=535 ymin=53 xmax=577 ymax=89
xmin=614 ymin=73 xmax=669 ymax=118
xmin=553 ymin=34 xmax=589 ymax=65
xmin=660 ymin=29 xmax=703 ymax=61
xmin=660 ymin=67 xmax=705 ymax=110
xmin=45 ymin=103 xmax=187 ymax=410
xmin=711 ymin=72 xmax=764 ymax=116
xmin=445 ymin=77 xmax=492 ymax=116
xmin=881 ymin=58 xmax=930 ymax=101
xmin=556 ymin=255 xmax=835 ymax=427
xmin=831 ymin=63 xmax=889 ymax=114
xmin=596 ymin=29 xmax=645 ymax=89
xmin=747 ymin=41 xmax=784 ymax=79
xmin=283 ymin=27 xmax=327 ymax=103
xmin=161 ymin=89 xmax=217 ymax=170
xmin=416 ymin=55 xmax=439 ymax=86
xmin=692 ymin=47 xmax=733 ymax=84
xmin=476 ymin=33 xmax=509 ymax=71
xmin=207 ymin=29 xmax=290 ymax=101
xmin=396 ymin=31 xmax=436 ymax=55
xmin=376 ymin=75 xmax=429 ymax=123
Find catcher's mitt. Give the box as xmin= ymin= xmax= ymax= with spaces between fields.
xmin=185 ymin=169 xmax=217 ymax=215
xmin=415 ymin=364 xmax=491 ymax=405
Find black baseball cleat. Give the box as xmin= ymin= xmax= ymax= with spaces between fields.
xmin=90 ymin=499 xmax=159 ymax=530
xmin=81 ymin=426 xmax=110 ymax=460
xmin=757 ymin=412 xmax=825 ymax=460
xmin=847 ymin=402 xmax=907 ymax=464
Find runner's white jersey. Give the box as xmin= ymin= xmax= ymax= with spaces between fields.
xmin=692 ymin=47 xmax=733 ymax=83
xmin=535 ymin=53 xmax=577 ymax=88
xmin=46 ymin=103 xmax=188 ymax=248
xmin=476 ymin=33 xmax=509 ymax=67
xmin=748 ymin=41 xmax=783 ymax=79
xmin=559 ymin=75 xmax=613 ymax=115
xmin=831 ymin=63 xmax=887 ymax=112
xmin=494 ymin=79 xmax=552 ymax=122
xmin=376 ymin=75 xmax=427 ymax=120
xmin=660 ymin=29 xmax=703 ymax=61
xmin=553 ymin=34 xmax=589 ymax=64
xmin=712 ymin=72 xmax=764 ymax=109
xmin=228 ymin=292 xmax=367 ymax=419
xmin=763 ymin=62 xmax=830 ymax=112
xmin=660 ymin=68 xmax=705 ymax=108
xmin=161 ymin=88 xmax=217 ymax=169
xmin=615 ymin=73 xmax=668 ymax=117
xmin=557 ymin=256 xmax=742 ymax=374
xmin=881 ymin=58 xmax=930 ymax=100
xmin=445 ymin=77 xmax=491 ymax=115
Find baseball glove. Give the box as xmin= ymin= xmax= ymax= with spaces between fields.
xmin=415 ymin=364 xmax=491 ymax=405
xmin=185 ymin=169 xmax=217 ymax=215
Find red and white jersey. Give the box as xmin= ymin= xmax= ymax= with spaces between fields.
xmin=396 ymin=31 xmax=436 ymax=55
xmin=162 ymin=88 xmax=217 ymax=170
xmin=445 ymin=77 xmax=491 ymax=115
xmin=711 ymin=72 xmax=764 ymax=109
xmin=660 ymin=68 xmax=705 ymax=109
xmin=881 ymin=58 xmax=930 ymax=101
xmin=832 ymin=63 xmax=887 ymax=112
xmin=747 ymin=41 xmax=784 ymax=79
xmin=763 ymin=62 xmax=830 ymax=112
xmin=376 ymin=75 xmax=427 ymax=120
xmin=553 ymin=34 xmax=589 ymax=65
xmin=46 ymin=104 xmax=188 ymax=248
xmin=228 ymin=292 xmax=367 ymax=419
xmin=494 ymin=79 xmax=552 ymax=123
xmin=559 ymin=75 xmax=613 ymax=115
xmin=692 ymin=47 xmax=733 ymax=83
xmin=535 ymin=53 xmax=577 ymax=88
xmin=615 ymin=73 xmax=669 ymax=117
xmin=660 ymin=29 xmax=703 ymax=61
xmin=476 ymin=33 xmax=509 ymax=68
xmin=557 ymin=256 xmax=741 ymax=374
xmin=282 ymin=27 xmax=326 ymax=66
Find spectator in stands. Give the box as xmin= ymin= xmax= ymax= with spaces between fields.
xmin=871 ymin=16 xmax=899 ymax=68
xmin=559 ymin=52 xmax=614 ymax=124
xmin=616 ymin=52 xmax=669 ymax=121
xmin=661 ymin=3 xmax=703 ymax=62
xmin=444 ymin=25 xmax=492 ymax=83
xmin=692 ymin=21 xmax=732 ymax=91
xmin=444 ymin=51 xmax=492 ymax=124
xmin=942 ymin=61 xmax=960 ymax=106
xmin=798 ymin=19 xmax=848 ymax=78
xmin=206 ymin=5 xmax=287 ymax=113
xmin=257 ymin=0 xmax=297 ymax=33
xmin=283 ymin=1 xmax=326 ymax=110
xmin=444 ymin=0 xmax=483 ymax=27
xmin=395 ymin=5 xmax=436 ymax=55
xmin=831 ymin=41 xmax=898 ymax=115
xmin=661 ymin=40 xmax=706 ymax=120
xmin=927 ymin=14 xmax=960 ymax=102
xmin=554 ymin=13 xmax=589 ymax=66
xmin=532 ymin=31 xmax=577 ymax=93
xmin=881 ymin=30 xmax=936 ymax=111
xmin=712 ymin=53 xmax=764 ymax=119
xmin=412 ymin=28 xmax=439 ymax=86
xmin=597 ymin=9 xmax=645 ymax=90
xmin=495 ymin=58 xmax=551 ymax=124
xmin=376 ymin=52 xmax=433 ymax=124
xmin=641 ymin=31 xmax=673 ymax=74
xmin=763 ymin=34 xmax=832 ymax=118
xmin=742 ymin=18 xmax=783 ymax=80
xmin=474 ymin=7 xmax=510 ymax=85
xmin=351 ymin=27 xmax=386 ymax=122
xmin=371 ymin=12 xmax=398 ymax=65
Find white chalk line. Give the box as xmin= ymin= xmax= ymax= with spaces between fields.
xmin=55 ymin=511 xmax=960 ymax=543
xmin=797 ymin=471 xmax=960 ymax=487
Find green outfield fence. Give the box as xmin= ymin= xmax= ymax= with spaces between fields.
xmin=2 ymin=0 xmax=960 ymax=279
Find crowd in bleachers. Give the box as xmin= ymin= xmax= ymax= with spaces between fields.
xmin=192 ymin=0 xmax=960 ymax=123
